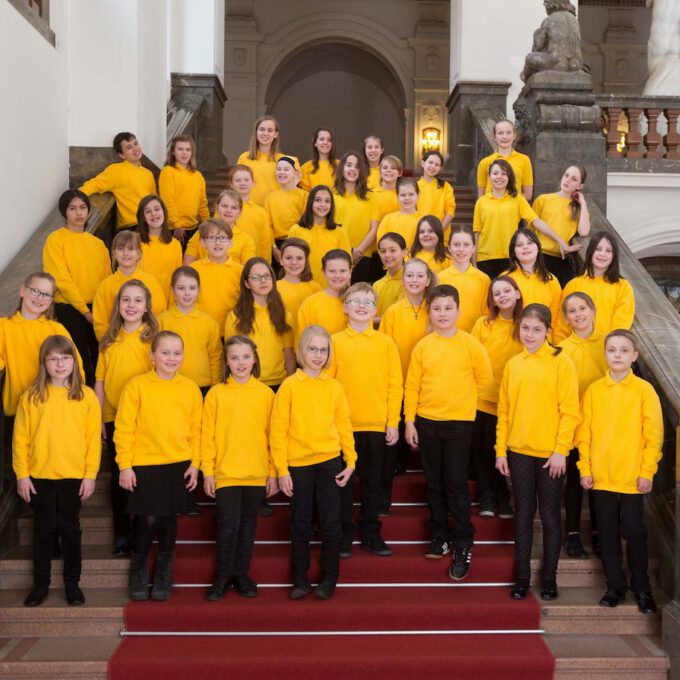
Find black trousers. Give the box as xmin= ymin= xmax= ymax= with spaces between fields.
xmin=31 ymin=478 xmax=82 ymax=586
xmin=416 ymin=416 xmax=474 ymax=549
xmin=55 ymin=303 xmax=98 ymax=387
xmin=289 ymin=457 xmax=342 ymax=589
xmin=593 ymin=490 xmax=650 ymax=593
xmin=477 ymin=258 xmax=509 ymax=281
xmin=472 ymin=410 xmax=509 ymax=500
xmin=214 ymin=485 xmax=264 ymax=580
xmin=104 ymin=422 xmax=130 ymax=543
xmin=543 ymin=254 xmax=576 ymax=288
xmin=351 ymin=256 xmax=373 ymax=284
xmin=508 ymin=450 xmax=563 ymax=588
xmin=565 ymin=449 xmax=598 ymax=536
xmin=381 ymin=416 xmax=408 ymax=499
xmin=340 ymin=431 xmax=385 ymax=540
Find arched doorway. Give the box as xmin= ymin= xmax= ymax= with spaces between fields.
xmin=265 ymin=42 xmax=406 ymax=162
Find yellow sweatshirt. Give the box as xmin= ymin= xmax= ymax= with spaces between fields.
xmin=575 ymin=371 xmax=663 ymax=493
xmin=240 ymin=200 xmax=273 ymax=261
xmin=376 ymin=211 xmax=423 ymax=251
xmin=224 ymin=304 xmax=294 ymax=386
xmin=328 ymin=326 xmax=403 ymax=432
xmin=367 ymin=166 xmax=381 ymax=191
xmin=95 ymin=326 xmax=153 ymax=422
xmin=406 ymin=250 xmax=450 ymax=274
xmin=158 ymin=306 xmax=222 ymax=388
xmin=270 ymin=369 xmax=357 ymax=475
xmin=200 ymin=376 xmax=275 ymax=488
xmin=114 ymin=371 xmax=203 ymax=470
xmin=532 ymin=193 xmax=578 ymax=257
xmin=332 ymin=191 xmax=379 ymax=254
xmin=417 ymin=177 xmax=456 ymax=241
xmin=287 ymin=224 xmax=352 ymax=287
xmin=13 ymin=385 xmax=101 ymax=480
xmin=373 ymin=269 xmax=404 ymax=318
xmin=470 ymin=315 xmax=523 ymax=416
xmin=477 ymin=150 xmax=534 ymax=195
xmin=92 ymin=267 xmax=167 ymax=341
xmin=43 ymin=228 xmax=112 ymax=315
xmin=236 ymin=151 xmax=285 ymax=207
xmin=558 ymin=331 xmax=607 ymax=399
xmin=373 ymin=187 xmax=399 ymax=223
xmin=437 ymin=265 xmax=490 ymax=332
xmin=554 ymin=274 xmax=635 ymax=343
xmin=158 ymin=165 xmax=210 ymax=229
xmin=80 ymin=161 xmax=156 ymax=230
xmin=139 ymin=236 xmax=183 ymax=299
xmin=496 ymin=342 xmax=580 ymax=459
xmin=264 ymin=187 xmax=309 ymax=240
xmin=505 ymin=269 xmax=562 ymax=325
xmin=0 ymin=313 xmax=80 ymax=416
xmin=473 ymin=193 xmax=538 ymax=262
xmin=185 ymin=224 xmax=257 ymax=265
xmin=300 ymin=160 xmax=337 ymax=191
xmin=404 ymin=330 xmax=492 ymax=422
xmin=296 ymin=291 xmax=347 ymax=345
xmin=189 ymin=258 xmax=243 ymax=333
xmin=278 ymin=279 xmax=322 ymax=329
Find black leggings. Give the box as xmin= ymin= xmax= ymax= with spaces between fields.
xmin=564 ymin=449 xmax=598 ymax=536
xmin=133 ymin=513 xmax=178 ymax=556
xmin=508 ymin=451 xmax=563 ymax=588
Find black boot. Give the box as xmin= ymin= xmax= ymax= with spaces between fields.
xmin=151 ymin=551 xmax=175 ymax=601
xmin=129 ymin=552 xmax=149 ymax=601
xmin=24 ymin=584 xmax=50 ymax=607
xmin=205 ymin=577 xmax=230 ymax=601
xmin=64 ymin=581 xmax=85 ymax=606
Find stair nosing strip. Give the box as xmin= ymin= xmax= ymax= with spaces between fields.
xmin=120 ymin=628 xmax=545 ymax=637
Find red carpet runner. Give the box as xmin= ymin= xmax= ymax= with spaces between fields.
xmin=109 ymin=464 xmax=555 ymax=679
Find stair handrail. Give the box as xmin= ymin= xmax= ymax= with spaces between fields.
xmin=166 ymin=93 xmax=205 ymax=153
xmin=469 ymin=104 xmax=505 ymax=191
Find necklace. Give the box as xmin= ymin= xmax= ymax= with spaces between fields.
xmin=408 ymin=298 xmax=425 ymax=320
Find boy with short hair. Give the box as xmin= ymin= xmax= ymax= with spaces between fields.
xmin=80 ymin=132 xmax=157 ymax=231
xmin=328 ymin=282 xmax=403 ymax=558
xmin=404 ymin=284 xmax=492 ymax=580
xmin=189 ymin=219 xmax=243 ymax=333
xmin=576 ymin=329 xmax=663 ymax=614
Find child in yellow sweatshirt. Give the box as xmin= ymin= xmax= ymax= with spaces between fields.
xmin=576 ymin=329 xmax=663 ymax=614
xmin=13 ymin=335 xmax=101 ymax=608
xmin=201 ymin=336 xmax=276 ymax=600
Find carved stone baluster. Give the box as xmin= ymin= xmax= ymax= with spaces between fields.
xmin=645 ymin=108 xmax=663 ymax=158
xmin=626 ymin=107 xmax=645 ymax=158
xmin=664 ymin=108 xmax=680 ymax=160
xmin=605 ymin=106 xmax=623 ymax=158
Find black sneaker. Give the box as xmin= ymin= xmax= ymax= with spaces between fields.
xmin=424 ymin=538 xmax=450 ymax=559
xmin=479 ymin=493 xmax=496 ymax=518
xmin=339 ymin=534 xmax=353 ymax=559
xmin=361 ymin=536 xmax=392 ymax=556
xmin=449 ymin=548 xmax=472 ymax=580
xmin=497 ymin=497 xmax=514 ymax=519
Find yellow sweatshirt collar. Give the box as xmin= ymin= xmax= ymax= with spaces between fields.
xmin=344 ymin=325 xmax=375 ymax=339
xmin=294 ymin=368 xmax=330 ymax=382
xmin=521 ymin=342 xmax=554 ymax=359
xmin=604 ymin=370 xmax=635 ymax=387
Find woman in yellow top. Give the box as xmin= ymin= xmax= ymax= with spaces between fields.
xmin=504 ymin=228 xmax=562 ymax=325
xmin=558 ymin=292 xmax=607 ymax=560
xmin=271 ymin=324 xmax=356 ymax=600
xmin=554 ymin=231 xmax=635 ymax=343
xmin=376 ymin=177 xmax=423 ymax=252
xmin=495 ymin=304 xmax=579 ymax=601
xmin=438 ymin=225 xmax=490 ymax=332
xmin=276 ymin=239 xmax=322 ymax=327
xmin=43 ymin=189 xmax=111 ymax=385
xmin=300 ymin=128 xmax=338 ymax=191
xmin=14 ymin=335 xmax=101 ymax=608
xmin=201 ymin=335 xmax=276 ymax=601
xmin=95 ymin=280 xmax=157 ymax=556
xmin=332 ymin=151 xmax=379 ymax=283
xmin=407 ymin=215 xmax=450 ymax=274
xmin=0 ymin=272 xmax=80 ymax=419
xmin=373 ymin=155 xmax=403 ymax=224
xmin=532 ymin=165 xmax=590 ymax=286
xmin=363 ymin=135 xmax=384 ymax=191
xmin=417 ymin=151 xmax=456 ymax=242
xmin=288 ymin=186 xmax=351 ymax=286
xmin=470 ymin=275 xmax=523 ymax=519
xmin=236 ymin=115 xmax=285 ymax=207
xmin=224 ymin=258 xmax=296 ymax=390
xmin=137 ymin=195 xmax=183 ymax=299
xmin=477 ymin=119 xmax=534 ymax=200
xmin=184 ymin=190 xmax=256 ymax=266
xmin=229 ymin=165 xmax=273 ymax=261
xmin=473 ymin=159 xmax=576 ymax=281
xmin=373 ymin=232 xmax=408 ymax=322
xmin=158 ymin=134 xmax=210 ymax=245
xmin=116 ymin=331 xmax=203 ymax=602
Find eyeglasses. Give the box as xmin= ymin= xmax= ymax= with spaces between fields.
xmin=45 ymin=354 xmax=74 ymax=364
xmin=306 ymin=345 xmax=329 ymax=355
xmin=27 ymin=287 xmax=53 ymax=301
xmin=345 ymin=298 xmax=377 ymax=308
xmin=249 ymin=273 xmax=273 ymax=282
xmin=205 ymin=235 xmax=230 ymax=243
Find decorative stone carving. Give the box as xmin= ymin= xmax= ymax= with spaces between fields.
xmin=521 ymin=0 xmax=584 ymax=83
xmin=643 ymin=0 xmax=680 ymax=95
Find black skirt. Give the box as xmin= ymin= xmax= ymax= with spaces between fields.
xmin=126 ymin=460 xmax=190 ymax=515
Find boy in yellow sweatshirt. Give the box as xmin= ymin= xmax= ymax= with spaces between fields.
xmin=576 ymin=329 xmax=663 ymax=614
xmin=404 ymin=284 xmax=492 ymax=580
xmin=328 ymin=283 xmax=402 ymax=558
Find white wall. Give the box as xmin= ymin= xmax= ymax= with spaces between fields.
xmin=607 ymin=173 xmax=680 ymax=258
xmin=450 ymin=0 xmax=562 ymax=116
xmin=0 ymin=1 xmax=68 ymax=271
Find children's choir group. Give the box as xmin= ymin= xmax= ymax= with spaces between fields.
xmin=8 ymin=117 xmax=662 ymax=615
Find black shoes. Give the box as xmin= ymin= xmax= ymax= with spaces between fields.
xmin=290 ymin=583 xmax=312 ymax=600
xmin=205 ymin=578 xmax=230 ymax=601
xmin=339 ymin=535 xmax=353 ymax=559
xmin=496 ymin=497 xmax=514 ymax=519
xmin=24 ymin=584 xmax=49 ymax=607
xmin=478 ymin=493 xmax=496 ymax=518
xmin=361 ymin=536 xmax=392 ymax=556
xmin=313 ymin=582 xmax=335 ymax=600
xmin=424 ymin=539 xmax=451 ymax=559
xmin=448 ymin=548 xmax=472 ymax=581
xmin=113 ymin=536 xmax=131 ymax=558
xmin=563 ymin=534 xmax=589 ymax=559
xmin=232 ymin=575 xmax=258 ymax=598
xmin=65 ymin=582 xmax=85 ymax=606
xmin=540 ymin=586 xmax=559 ymax=601
xmin=510 ymin=584 xmax=529 ymax=600
xmin=599 ymin=589 xmax=626 ymax=608
xmin=635 ymin=591 xmax=657 ymax=615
